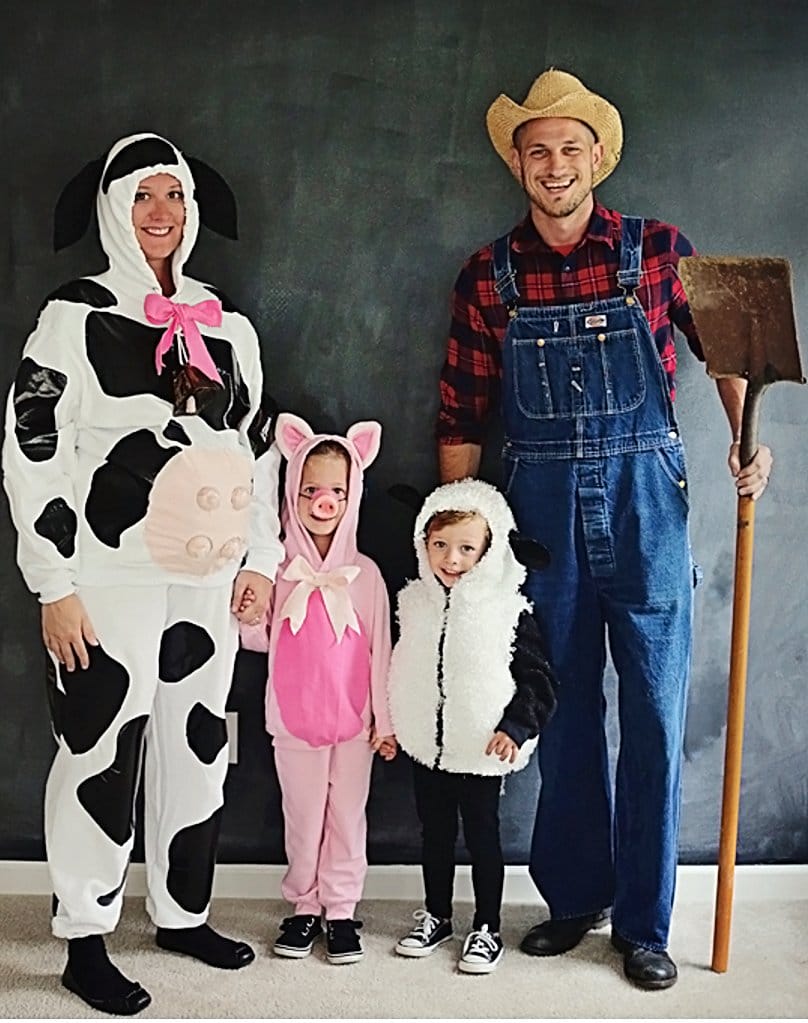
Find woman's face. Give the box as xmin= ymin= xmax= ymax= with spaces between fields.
xmin=131 ymin=173 xmax=186 ymax=266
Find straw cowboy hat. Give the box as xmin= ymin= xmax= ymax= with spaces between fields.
xmin=486 ymin=69 xmax=623 ymax=187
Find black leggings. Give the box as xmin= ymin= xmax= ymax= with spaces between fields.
xmin=412 ymin=761 xmax=504 ymax=932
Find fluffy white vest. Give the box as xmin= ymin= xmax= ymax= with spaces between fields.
xmin=388 ymin=478 xmax=538 ymax=776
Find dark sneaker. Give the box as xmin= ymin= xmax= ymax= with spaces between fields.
xmin=458 ymin=925 xmax=504 ymax=974
xmin=395 ymin=910 xmax=454 ymax=957
xmin=325 ymin=919 xmax=364 ymax=964
xmin=273 ymin=915 xmax=323 ymax=958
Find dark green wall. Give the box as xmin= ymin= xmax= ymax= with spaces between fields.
xmin=1 ymin=0 xmax=806 ymax=865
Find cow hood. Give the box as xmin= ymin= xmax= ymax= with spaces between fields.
xmin=96 ymin=133 xmax=200 ymax=298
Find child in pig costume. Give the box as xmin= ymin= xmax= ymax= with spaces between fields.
xmin=241 ymin=412 xmax=396 ymax=964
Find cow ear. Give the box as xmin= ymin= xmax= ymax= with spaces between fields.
xmin=346 ymin=421 xmax=382 ymax=468
xmin=186 ymin=156 xmax=238 ymax=240
xmin=53 ymin=156 xmax=105 ymax=251
xmin=509 ymin=529 xmax=551 ymax=570
xmin=275 ymin=413 xmax=314 ymax=461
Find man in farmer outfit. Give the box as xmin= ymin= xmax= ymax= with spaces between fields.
xmin=436 ymin=68 xmax=772 ymax=989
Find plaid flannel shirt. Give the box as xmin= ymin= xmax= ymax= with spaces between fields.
xmin=437 ymin=202 xmax=704 ymax=445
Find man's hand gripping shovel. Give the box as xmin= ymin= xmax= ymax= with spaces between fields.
xmin=679 ymin=256 xmax=804 ymax=973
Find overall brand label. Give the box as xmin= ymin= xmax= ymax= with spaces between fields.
xmin=585 ymin=314 xmax=608 ymax=328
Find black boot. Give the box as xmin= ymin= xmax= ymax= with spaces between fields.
xmin=611 ymin=931 xmax=678 ymax=989
xmin=156 ymin=923 xmax=255 ymax=969
xmin=62 ymin=935 xmax=151 ymax=1016
xmin=520 ymin=910 xmax=610 ymax=956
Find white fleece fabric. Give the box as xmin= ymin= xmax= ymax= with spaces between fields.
xmin=387 ymin=478 xmax=537 ymax=776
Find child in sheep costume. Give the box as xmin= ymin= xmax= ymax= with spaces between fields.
xmin=240 ymin=412 xmax=395 ymax=965
xmin=2 ymin=133 xmax=283 ymax=1015
xmin=388 ymin=477 xmax=557 ymax=973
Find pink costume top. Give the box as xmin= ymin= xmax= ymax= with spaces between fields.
xmin=241 ymin=413 xmax=392 ymax=750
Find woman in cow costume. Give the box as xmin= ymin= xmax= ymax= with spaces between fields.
xmin=2 ymin=133 xmax=284 ymax=1015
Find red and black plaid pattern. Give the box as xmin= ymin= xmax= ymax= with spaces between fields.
xmin=437 ymin=202 xmax=704 ymax=444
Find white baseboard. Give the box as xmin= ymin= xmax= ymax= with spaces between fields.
xmin=0 ymin=861 xmax=804 ymax=903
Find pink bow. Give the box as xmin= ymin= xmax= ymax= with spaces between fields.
xmin=144 ymin=294 xmax=224 ymax=385
xmin=279 ymin=554 xmax=361 ymax=641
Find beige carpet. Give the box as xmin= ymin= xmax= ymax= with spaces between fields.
xmin=1 ymin=895 xmax=806 ymax=1019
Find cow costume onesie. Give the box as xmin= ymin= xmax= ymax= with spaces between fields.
xmin=388 ymin=478 xmax=557 ymax=961
xmin=2 ymin=133 xmax=283 ymax=1013
xmin=241 ymin=413 xmax=392 ymax=961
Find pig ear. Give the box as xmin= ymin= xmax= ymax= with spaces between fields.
xmin=275 ymin=413 xmax=314 ymax=461
xmin=346 ymin=420 xmax=382 ymax=468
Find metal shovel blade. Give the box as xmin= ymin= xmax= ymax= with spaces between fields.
xmin=678 ymin=256 xmax=804 ymax=385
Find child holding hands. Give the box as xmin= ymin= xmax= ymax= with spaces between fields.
xmin=387 ymin=478 xmax=557 ymax=973
xmin=241 ymin=413 xmax=395 ymax=965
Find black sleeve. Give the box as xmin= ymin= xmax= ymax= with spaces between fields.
xmin=497 ymin=609 xmax=559 ymax=747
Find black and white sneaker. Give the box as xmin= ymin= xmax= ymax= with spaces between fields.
xmin=325 ymin=919 xmax=364 ymax=964
xmin=395 ymin=910 xmax=454 ymax=957
xmin=458 ymin=925 xmax=504 ymax=974
xmin=273 ymin=915 xmax=323 ymax=958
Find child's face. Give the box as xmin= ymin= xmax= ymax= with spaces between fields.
xmin=297 ymin=451 xmax=349 ymax=542
xmin=426 ymin=513 xmax=489 ymax=588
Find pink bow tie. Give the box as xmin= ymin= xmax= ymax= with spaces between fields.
xmin=144 ymin=294 xmax=224 ymax=385
xmin=279 ymin=554 xmax=361 ymax=641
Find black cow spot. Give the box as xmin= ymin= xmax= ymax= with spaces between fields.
xmin=163 ymin=420 xmax=191 ymax=445
xmin=34 ymin=497 xmax=78 ymax=558
xmin=166 ymin=807 xmax=223 ymax=914
xmin=39 ymin=279 xmax=117 ymax=316
xmin=12 ymin=358 xmax=68 ymax=463
xmin=186 ymin=703 xmax=227 ymax=765
xmin=86 ymin=313 xmax=175 ymax=405
xmin=47 ymin=646 xmax=131 ymax=755
xmin=159 ymin=622 xmax=215 ymax=683
xmin=85 ymin=430 xmax=181 ymax=547
xmin=97 ymin=863 xmax=129 ymax=906
xmin=204 ymin=370 xmax=250 ymax=435
xmin=86 ymin=311 xmax=248 ymax=431
xmin=102 ymin=138 xmax=179 ymax=193
xmin=77 ymin=715 xmax=148 ymax=846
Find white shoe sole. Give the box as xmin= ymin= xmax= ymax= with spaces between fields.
xmin=273 ymin=944 xmax=315 ymax=959
xmin=326 ymin=951 xmax=364 ymax=964
xmin=395 ymin=934 xmax=454 ymax=958
xmin=458 ymin=954 xmax=503 ymax=974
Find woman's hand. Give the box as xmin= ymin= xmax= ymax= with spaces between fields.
xmin=232 ymin=571 xmax=273 ymax=624
xmin=42 ymin=594 xmax=98 ymax=672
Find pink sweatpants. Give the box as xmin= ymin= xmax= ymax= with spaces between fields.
xmin=274 ymin=737 xmax=374 ymax=920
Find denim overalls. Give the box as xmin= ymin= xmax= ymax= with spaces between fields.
xmin=495 ymin=216 xmax=694 ymax=950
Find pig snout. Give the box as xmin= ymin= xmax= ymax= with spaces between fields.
xmin=309 ymin=489 xmax=340 ymax=520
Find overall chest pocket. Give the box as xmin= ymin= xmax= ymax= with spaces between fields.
xmin=511 ymin=328 xmax=646 ymax=419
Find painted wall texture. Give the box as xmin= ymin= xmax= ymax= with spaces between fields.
xmin=1 ymin=0 xmax=805 ymax=865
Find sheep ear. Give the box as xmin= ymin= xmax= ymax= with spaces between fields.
xmin=509 ymin=529 xmax=551 ymax=570
xmin=275 ymin=412 xmax=314 ymax=461
xmin=186 ymin=156 xmax=238 ymax=239
xmin=387 ymin=484 xmax=423 ymax=511
xmin=53 ymin=155 xmax=105 ymax=251
xmin=346 ymin=420 xmax=382 ymax=468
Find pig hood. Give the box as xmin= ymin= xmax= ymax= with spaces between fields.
xmin=53 ymin=132 xmax=238 ymax=300
xmin=275 ymin=413 xmax=382 ymax=571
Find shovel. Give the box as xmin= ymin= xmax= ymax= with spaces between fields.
xmin=678 ymin=256 xmax=804 ymax=973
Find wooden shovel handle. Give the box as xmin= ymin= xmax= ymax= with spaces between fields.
xmin=712 ymin=492 xmax=756 ymax=972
